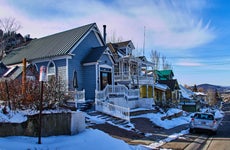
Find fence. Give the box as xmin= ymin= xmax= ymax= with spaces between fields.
xmin=95 ymin=99 xmax=130 ymax=121
xmin=75 ymin=89 xmax=85 ymax=103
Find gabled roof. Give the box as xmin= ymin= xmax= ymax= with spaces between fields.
xmin=0 ymin=61 xmax=8 ymax=77
xmin=2 ymin=23 xmax=97 ymax=65
xmin=155 ymin=83 xmax=169 ymax=91
xmin=1 ymin=65 xmax=22 ymax=80
xmin=107 ymin=40 xmax=135 ymax=60
xmin=82 ymin=46 xmax=107 ymax=64
xmin=155 ymin=70 xmax=174 ymax=80
xmin=157 ymin=70 xmax=174 ymax=76
xmin=112 ymin=40 xmax=134 ymax=49
xmin=138 ymin=56 xmax=147 ymax=62
xmin=158 ymin=79 xmax=180 ymax=91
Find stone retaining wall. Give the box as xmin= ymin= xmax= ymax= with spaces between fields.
xmin=0 ymin=111 xmax=85 ymax=137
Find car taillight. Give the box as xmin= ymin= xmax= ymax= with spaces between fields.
xmin=191 ymin=118 xmax=194 ymax=122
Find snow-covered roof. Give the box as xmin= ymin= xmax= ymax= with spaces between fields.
xmin=194 ymin=92 xmax=207 ymax=96
xmin=155 ymin=83 xmax=169 ymax=91
xmin=179 ymin=84 xmax=194 ymax=99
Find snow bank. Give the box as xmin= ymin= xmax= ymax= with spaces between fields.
xmin=146 ymin=129 xmax=189 ymax=149
xmin=166 ymin=108 xmax=182 ymax=116
xmin=0 ymin=107 xmax=73 ymax=123
xmin=0 ymin=110 xmax=27 ymax=123
xmin=132 ymin=108 xmax=190 ymax=129
xmin=0 ymin=129 xmax=137 ymax=150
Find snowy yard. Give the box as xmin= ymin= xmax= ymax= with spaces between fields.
xmin=0 ymin=129 xmax=142 ymax=150
xmin=0 ymin=107 xmax=224 ymax=150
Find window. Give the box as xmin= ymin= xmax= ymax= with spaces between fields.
xmin=47 ymin=61 xmax=56 ymax=81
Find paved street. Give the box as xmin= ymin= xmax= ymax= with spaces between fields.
xmin=160 ymin=102 xmax=230 ymax=150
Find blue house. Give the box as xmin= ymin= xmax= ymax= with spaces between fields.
xmin=2 ymin=23 xmax=114 ymax=100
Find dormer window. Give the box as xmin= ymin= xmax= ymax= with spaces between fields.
xmin=47 ymin=61 xmax=56 ymax=81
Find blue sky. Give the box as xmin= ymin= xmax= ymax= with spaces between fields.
xmin=0 ymin=0 xmax=230 ymax=86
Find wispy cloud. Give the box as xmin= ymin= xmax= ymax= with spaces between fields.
xmin=0 ymin=0 xmax=215 ymax=51
xmin=175 ymin=59 xmax=204 ymax=67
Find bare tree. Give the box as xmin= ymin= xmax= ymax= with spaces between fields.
xmin=107 ymin=30 xmax=123 ymax=43
xmin=162 ymin=55 xmax=166 ymax=69
xmin=162 ymin=55 xmax=172 ymax=70
xmin=207 ymin=89 xmax=217 ymax=106
xmin=150 ymin=50 xmax=160 ymax=70
xmin=0 ymin=17 xmax=22 ymax=59
xmin=0 ymin=17 xmax=21 ymax=33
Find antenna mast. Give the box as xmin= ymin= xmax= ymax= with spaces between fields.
xmin=143 ymin=26 xmax=146 ymax=56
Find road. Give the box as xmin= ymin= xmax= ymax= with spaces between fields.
xmin=202 ymin=102 xmax=230 ymax=150
xmin=160 ymin=102 xmax=230 ymax=150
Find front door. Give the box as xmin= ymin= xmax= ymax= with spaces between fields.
xmin=100 ymin=71 xmax=112 ymax=90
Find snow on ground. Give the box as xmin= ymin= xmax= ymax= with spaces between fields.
xmin=132 ymin=109 xmax=191 ymax=129
xmin=86 ymin=113 xmax=135 ymax=130
xmin=0 ymin=107 xmax=73 ymax=123
xmin=200 ymin=108 xmax=225 ymax=119
xmin=0 ymin=107 xmax=225 ymax=150
xmin=0 ymin=129 xmax=143 ymax=150
xmin=145 ymin=129 xmax=189 ymax=149
xmin=0 ymin=108 xmax=27 ymax=123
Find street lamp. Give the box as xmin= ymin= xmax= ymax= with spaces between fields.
xmin=73 ymin=70 xmax=78 ymax=109
xmin=38 ymin=66 xmax=47 ymax=144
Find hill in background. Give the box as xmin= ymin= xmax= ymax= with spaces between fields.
xmin=196 ymin=84 xmax=230 ymax=93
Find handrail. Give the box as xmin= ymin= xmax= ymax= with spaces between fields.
xmin=95 ymin=85 xmax=139 ymax=101
xmin=114 ymin=72 xmax=154 ymax=84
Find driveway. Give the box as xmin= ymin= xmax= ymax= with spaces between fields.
xmin=90 ymin=116 xmax=189 ymax=145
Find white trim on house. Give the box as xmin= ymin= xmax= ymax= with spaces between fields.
xmin=32 ymin=63 xmax=39 ymax=71
xmin=96 ymin=62 xmax=99 ymax=91
xmin=93 ymin=29 xmax=104 ymax=46
xmin=99 ymin=64 xmax=112 ymax=69
xmin=69 ymin=24 xmax=104 ymax=54
xmin=32 ymin=55 xmax=72 ymax=64
xmin=46 ymin=60 xmax=56 ymax=81
xmin=104 ymin=48 xmax=115 ymax=64
xmin=66 ymin=57 xmax=69 ymax=90
xmin=83 ymin=62 xmax=97 ymax=66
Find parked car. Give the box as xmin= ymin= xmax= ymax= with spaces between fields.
xmin=189 ymin=112 xmax=219 ymax=134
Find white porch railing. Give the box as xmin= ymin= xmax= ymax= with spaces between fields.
xmin=95 ymin=99 xmax=130 ymax=121
xmin=75 ymin=89 xmax=85 ymax=103
xmin=114 ymin=71 xmax=130 ymax=81
xmin=114 ymin=72 xmax=154 ymax=85
xmin=95 ymin=85 xmax=139 ymax=101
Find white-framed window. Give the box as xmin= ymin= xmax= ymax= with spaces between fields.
xmin=47 ymin=61 xmax=56 ymax=81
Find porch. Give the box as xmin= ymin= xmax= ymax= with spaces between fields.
xmin=114 ymin=55 xmax=154 ymax=86
xmin=95 ymin=85 xmax=154 ymax=121
xmin=114 ymin=72 xmax=154 ymax=85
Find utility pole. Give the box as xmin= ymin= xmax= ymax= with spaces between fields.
xmin=143 ymin=26 xmax=146 ymax=56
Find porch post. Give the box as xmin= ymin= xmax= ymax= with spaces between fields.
xmin=121 ymin=60 xmax=123 ymax=80
xmin=163 ymin=92 xmax=166 ymax=104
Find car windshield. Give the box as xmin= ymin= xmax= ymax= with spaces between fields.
xmin=194 ymin=113 xmax=214 ymax=120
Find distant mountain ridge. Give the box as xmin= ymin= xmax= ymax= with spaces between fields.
xmin=197 ymin=84 xmax=230 ymax=93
